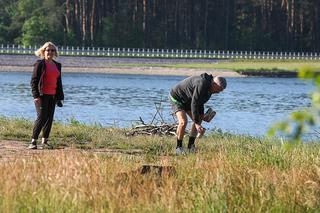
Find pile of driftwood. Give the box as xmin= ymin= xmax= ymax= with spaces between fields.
xmin=126 ymin=99 xmax=178 ymax=136
xmin=126 ymin=121 xmax=177 ymax=136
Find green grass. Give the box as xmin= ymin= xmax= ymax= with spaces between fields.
xmin=114 ymin=60 xmax=320 ymax=72
xmin=0 ymin=117 xmax=319 ymax=212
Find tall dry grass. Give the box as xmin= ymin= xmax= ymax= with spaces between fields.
xmin=0 ymin=117 xmax=319 ymax=212
xmin=0 ymin=147 xmax=319 ymax=212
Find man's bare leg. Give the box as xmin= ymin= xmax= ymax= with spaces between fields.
xmin=175 ymin=110 xmax=188 ymax=153
xmin=186 ymin=111 xmax=202 ymax=150
xmin=176 ymin=110 xmax=188 ymax=140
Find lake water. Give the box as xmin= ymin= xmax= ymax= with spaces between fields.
xmin=0 ymin=71 xmax=314 ymax=137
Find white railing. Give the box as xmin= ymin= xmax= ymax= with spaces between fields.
xmin=0 ymin=44 xmax=319 ymax=60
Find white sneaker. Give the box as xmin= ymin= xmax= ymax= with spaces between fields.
xmin=175 ymin=147 xmax=184 ymax=155
xmin=27 ymin=143 xmax=37 ymax=149
xmin=27 ymin=139 xmax=37 ymax=149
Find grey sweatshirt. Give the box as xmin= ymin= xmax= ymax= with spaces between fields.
xmin=170 ymin=73 xmax=213 ymax=124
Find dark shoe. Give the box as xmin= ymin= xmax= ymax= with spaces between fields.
xmin=41 ymin=141 xmax=53 ymax=149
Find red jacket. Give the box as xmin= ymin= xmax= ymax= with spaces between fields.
xmin=30 ymin=59 xmax=64 ymax=100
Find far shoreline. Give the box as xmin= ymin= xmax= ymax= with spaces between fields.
xmin=0 ymin=54 xmax=303 ymax=77
xmin=0 ymin=65 xmax=243 ymax=77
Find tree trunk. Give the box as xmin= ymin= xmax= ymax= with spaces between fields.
xmin=74 ymin=0 xmax=81 ymax=42
xmin=65 ymin=0 xmax=70 ymax=34
xmin=314 ymin=0 xmax=320 ymax=51
xmin=189 ymin=0 xmax=195 ymax=47
xmin=143 ymin=0 xmax=147 ymax=47
xmin=143 ymin=0 xmax=146 ymax=32
xmin=203 ymin=0 xmax=208 ymax=49
xmin=225 ymin=0 xmax=232 ymax=49
xmin=90 ymin=0 xmax=96 ymax=45
xmin=174 ymin=1 xmax=179 ymax=47
xmin=82 ymin=0 xmax=87 ymax=44
xmin=133 ymin=0 xmax=137 ymax=26
xmin=291 ymin=0 xmax=295 ymax=31
xmin=164 ymin=0 xmax=168 ymax=46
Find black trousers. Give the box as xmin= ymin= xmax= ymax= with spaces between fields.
xmin=32 ymin=95 xmax=56 ymax=139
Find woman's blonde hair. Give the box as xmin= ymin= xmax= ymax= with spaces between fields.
xmin=34 ymin=41 xmax=59 ymax=58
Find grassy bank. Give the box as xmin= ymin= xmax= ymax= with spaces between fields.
xmin=117 ymin=60 xmax=320 ymax=73
xmin=167 ymin=60 xmax=320 ymax=71
xmin=0 ymin=117 xmax=320 ymax=212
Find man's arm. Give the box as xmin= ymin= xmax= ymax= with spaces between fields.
xmin=191 ymin=83 xmax=206 ymax=124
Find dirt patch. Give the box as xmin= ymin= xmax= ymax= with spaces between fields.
xmin=0 ymin=140 xmax=45 ymax=161
xmin=0 ymin=140 xmax=147 ymax=162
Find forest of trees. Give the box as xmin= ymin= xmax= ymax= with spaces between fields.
xmin=0 ymin=0 xmax=319 ymax=52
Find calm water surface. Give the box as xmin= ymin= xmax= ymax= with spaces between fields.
xmin=0 ymin=71 xmax=313 ymax=136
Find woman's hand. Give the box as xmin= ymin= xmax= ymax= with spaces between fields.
xmin=34 ymin=98 xmax=41 ymax=106
xmin=56 ymin=100 xmax=63 ymax=107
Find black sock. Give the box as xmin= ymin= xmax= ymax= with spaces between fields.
xmin=176 ymin=139 xmax=183 ymax=148
xmin=188 ymin=136 xmax=196 ymax=148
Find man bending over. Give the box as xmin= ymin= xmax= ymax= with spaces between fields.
xmin=169 ymin=73 xmax=227 ymax=154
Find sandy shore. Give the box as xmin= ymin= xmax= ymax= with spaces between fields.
xmin=0 ymin=54 xmax=242 ymax=77
xmin=0 ymin=65 xmax=242 ymax=77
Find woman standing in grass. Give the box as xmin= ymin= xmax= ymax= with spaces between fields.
xmin=28 ymin=42 xmax=64 ymax=149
